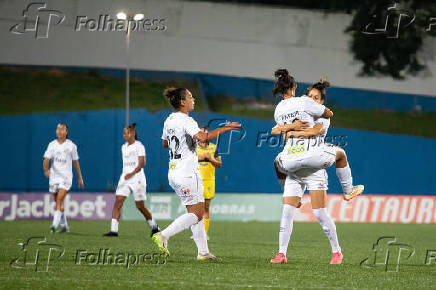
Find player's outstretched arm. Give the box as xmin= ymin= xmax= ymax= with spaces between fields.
xmin=194 ymin=122 xmax=241 ymax=142
xmin=73 ymin=160 xmax=84 ymax=188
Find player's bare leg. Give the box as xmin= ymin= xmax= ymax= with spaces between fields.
xmin=103 ymin=195 xmax=126 ymax=237
xmin=335 ymin=147 xmax=364 ymax=201
xmin=135 ymin=200 xmax=160 ymax=236
xmin=310 ymin=190 xmax=343 ymax=264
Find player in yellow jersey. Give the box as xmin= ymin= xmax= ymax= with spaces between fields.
xmin=196 ymin=127 xmax=221 ymax=239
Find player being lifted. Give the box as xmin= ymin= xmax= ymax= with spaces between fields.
xmin=269 ymin=70 xmax=363 ymax=265
xmin=153 ymin=87 xmax=240 ymax=260
xmin=43 ymin=123 xmax=84 ymax=233
xmin=104 ymin=123 xmax=159 ymax=237
xmin=196 ymin=127 xmax=222 ymax=239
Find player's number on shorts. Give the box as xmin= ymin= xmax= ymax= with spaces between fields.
xmin=168 ymin=136 xmax=181 ymax=159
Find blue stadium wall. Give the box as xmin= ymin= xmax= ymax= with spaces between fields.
xmin=0 ymin=109 xmax=434 ymax=195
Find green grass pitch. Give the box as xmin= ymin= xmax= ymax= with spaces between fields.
xmin=1 ymin=220 xmax=435 ymax=289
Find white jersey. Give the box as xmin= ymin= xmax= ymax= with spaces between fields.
xmin=121 ymin=140 xmax=146 ymax=180
xmin=274 ymin=95 xmax=326 ymax=150
xmin=43 ymin=139 xmax=79 ymax=184
xmin=161 ymin=112 xmax=201 ymax=176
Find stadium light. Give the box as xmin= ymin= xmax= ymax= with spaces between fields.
xmin=116 ymin=12 xmax=127 ymax=20
xmin=133 ymin=13 xmax=144 ymax=21
xmin=116 ymin=11 xmax=144 ymax=126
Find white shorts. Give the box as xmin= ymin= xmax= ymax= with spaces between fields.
xmin=116 ymin=175 xmax=147 ymax=201
xmin=283 ymin=168 xmax=328 ymax=198
xmin=49 ymin=179 xmax=72 ymax=193
xmin=276 ymin=144 xmax=337 ymax=173
xmin=168 ymin=172 xmax=204 ymax=206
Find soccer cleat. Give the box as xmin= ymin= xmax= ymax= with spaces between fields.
xmin=50 ymin=225 xmax=56 ymax=233
xmin=103 ymin=231 xmax=119 ymax=237
xmin=330 ymin=252 xmax=343 ymax=264
xmin=343 ymin=185 xmax=364 ymax=201
xmin=152 ymin=232 xmax=170 ymax=257
xmin=270 ymin=253 xmax=288 ymax=264
xmin=57 ymin=226 xmax=69 ymax=233
xmin=197 ymin=253 xmax=220 ymax=261
xmin=150 ymin=226 xmax=160 ymax=237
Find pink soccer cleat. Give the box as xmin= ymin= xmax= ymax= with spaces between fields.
xmin=330 ymin=252 xmax=343 ymax=264
xmin=270 ymin=253 xmax=288 ymax=264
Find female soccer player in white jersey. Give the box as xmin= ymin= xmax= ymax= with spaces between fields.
xmin=271 ymin=70 xmax=363 ymax=201
xmin=269 ymin=71 xmax=363 ymax=265
xmin=103 ymin=123 xmax=160 ymax=237
xmin=152 ymin=87 xmax=240 ymax=261
xmin=43 ymin=123 xmax=84 ymax=233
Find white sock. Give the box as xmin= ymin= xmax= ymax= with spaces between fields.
xmin=111 ymin=218 xmax=119 ymax=233
xmin=279 ymin=204 xmax=296 ymax=256
xmin=147 ymin=218 xmax=157 ymax=229
xmin=161 ymin=213 xmax=198 ymax=240
xmin=60 ymin=212 xmax=68 ymax=228
xmin=313 ymin=208 xmax=341 ymax=253
xmin=52 ymin=210 xmax=62 ymax=228
xmin=336 ymin=165 xmax=353 ymax=194
xmin=191 ymin=218 xmax=209 ymax=255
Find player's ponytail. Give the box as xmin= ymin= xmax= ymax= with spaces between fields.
xmin=309 ymin=78 xmax=331 ymax=101
xmin=272 ymin=68 xmax=296 ymax=96
xmin=164 ymin=87 xmax=187 ymax=110
xmin=127 ymin=122 xmax=138 ymax=140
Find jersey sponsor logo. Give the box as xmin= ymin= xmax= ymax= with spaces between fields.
xmin=168 ymin=162 xmax=176 ymax=170
xmin=123 ymin=161 xmax=136 ymax=167
xmin=53 ymin=157 xmax=67 ymax=164
xmin=287 ymin=145 xmax=306 ymax=155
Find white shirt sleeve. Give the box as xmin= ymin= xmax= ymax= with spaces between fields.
xmin=71 ymin=144 xmax=79 ymax=161
xmin=185 ymin=117 xmax=201 ymax=138
xmin=43 ymin=143 xmax=53 ymax=159
xmin=161 ymin=122 xmax=167 ymax=141
xmin=303 ymin=96 xmax=326 ymax=118
xmin=137 ymin=143 xmax=146 ymax=157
